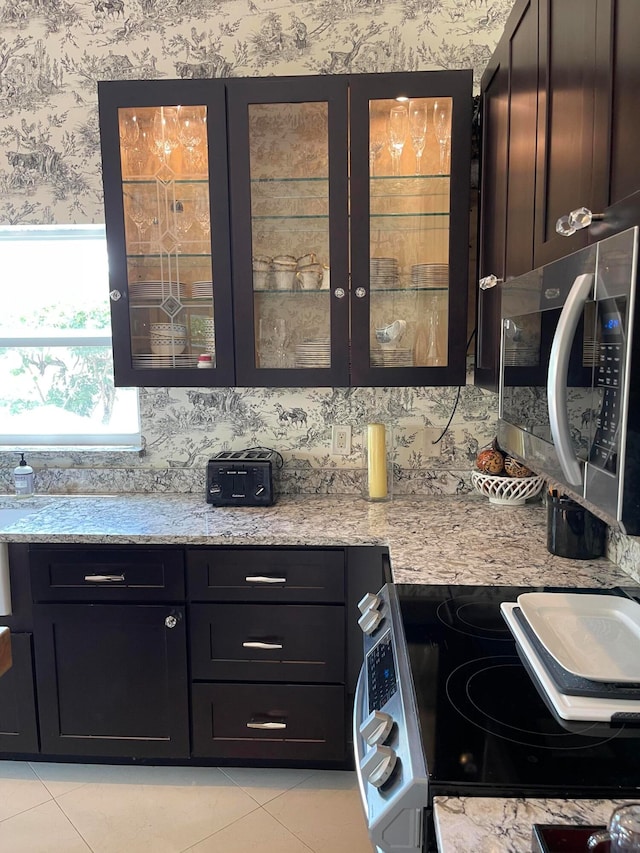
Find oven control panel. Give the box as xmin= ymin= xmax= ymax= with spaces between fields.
xmin=367 ymin=630 xmax=398 ymax=712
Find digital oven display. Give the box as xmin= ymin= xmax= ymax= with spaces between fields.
xmin=366 ymin=630 xmax=398 ymax=713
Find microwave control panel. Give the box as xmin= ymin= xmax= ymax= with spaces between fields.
xmin=590 ymin=297 xmax=627 ymax=475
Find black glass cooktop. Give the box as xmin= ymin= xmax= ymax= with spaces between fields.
xmin=396 ymin=584 xmax=640 ymax=799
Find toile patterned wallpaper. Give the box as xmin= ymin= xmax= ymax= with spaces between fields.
xmin=0 ymin=0 xmax=516 ymax=495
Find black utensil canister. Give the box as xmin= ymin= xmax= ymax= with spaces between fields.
xmin=546 ymin=494 xmax=607 ymax=559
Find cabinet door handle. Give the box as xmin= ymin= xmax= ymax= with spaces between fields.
xmin=242 ymin=640 xmax=283 ymax=650
xmin=245 ymin=575 xmax=286 ymax=584
xmin=84 ymin=574 xmax=125 ymax=583
xmin=246 ymin=720 xmax=287 ymax=730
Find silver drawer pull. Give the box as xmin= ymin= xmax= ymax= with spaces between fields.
xmin=247 ymin=721 xmax=287 ymax=730
xmin=84 ymin=574 xmax=125 ymax=583
xmin=242 ymin=641 xmax=283 ymax=650
xmin=245 ymin=575 xmax=286 ymax=584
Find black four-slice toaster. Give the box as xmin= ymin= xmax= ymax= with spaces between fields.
xmin=206 ymin=450 xmax=278 ymax=506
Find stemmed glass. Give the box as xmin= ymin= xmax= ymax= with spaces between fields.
xmin=387 ymin=105 xmax=408 ymax=176
xmin=195 ymin=194 xmax=211 ymax=237
xmin=127 ymin=194 xmax=152 ymax=245
xmin=433 ymin=101 xmax=451 ymax=175
xmin=408 ymin=100 xmax=428 ymax=175
xmin=153 ymin=107 xmax=179 ymax=165
xmin=369 ymin=132 xmax=385 ymax=177
xmin=172 ymin=200 xmax=193 ymax=251
xmin=177 ymin=107 xmax=206 ymax=174
xmin=118 ymin=112 xmax=139 ymax=174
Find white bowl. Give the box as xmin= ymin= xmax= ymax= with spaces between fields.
xmin=471 ymin=471 xmax=545 ymax=506
xmin=150 ymin=323 xmax=187 ymax=337
xmin=150 ymin=339 xmax=187 ymax=355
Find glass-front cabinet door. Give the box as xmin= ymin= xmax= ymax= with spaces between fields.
xmin=98 ymin=80 xmax=234 ymax=386
xmin=350 ymin=71 xmax=472 ymax=386
xmin=227 ymin=77 xmax=350 ymax=387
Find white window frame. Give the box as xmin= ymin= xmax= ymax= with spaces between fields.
xmin=0 ymin=225 xmax=141 ymax=449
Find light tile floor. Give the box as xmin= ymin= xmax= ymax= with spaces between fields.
xmin=0 ymin=761 xmax=375 ymax=853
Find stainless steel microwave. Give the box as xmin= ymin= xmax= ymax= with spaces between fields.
xmin=498 ymin=226 xmax=640 ymax=535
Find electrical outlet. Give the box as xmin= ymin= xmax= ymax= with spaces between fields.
xmin=331 ymin=425 xmax=352 ymax=455
xmin=424 ymin=427 xmax=442 ymax=455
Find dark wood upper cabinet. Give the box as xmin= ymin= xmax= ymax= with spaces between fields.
xmin=476 ymin=0 xmax=640 ymax=391
xmin=99 ymin=72 xmax=472 ymax=389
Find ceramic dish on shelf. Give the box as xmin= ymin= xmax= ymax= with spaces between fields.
xmin=471 ymin=471 xmax=544 ymax=505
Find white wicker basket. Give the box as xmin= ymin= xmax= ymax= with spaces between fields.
xmin=471 ymin=471 xmax=545 ymax=506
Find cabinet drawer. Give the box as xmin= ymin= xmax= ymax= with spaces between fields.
xmin=30 ymin=547 xmax=185 ymax=602
xmin=187 ymin=548 xmax=345 ymax=603
xmin=190 ymin=603 xmax=345 ymax=683
xmin=191 ymin=683 xmax=345 ymax=762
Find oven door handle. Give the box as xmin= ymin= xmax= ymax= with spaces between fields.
xmin=352 ymin=663 xmax=369 ymax=815
xmin=547 ymin=272 xmax=594 ymax=486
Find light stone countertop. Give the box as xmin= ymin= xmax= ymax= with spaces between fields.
xmin=0 ymin=492 xmax=633 ymax=588
xmin=433 ymin=797 xmax=628 ymax=853
xmin=0 ymin=491 xmax=636 ymax=852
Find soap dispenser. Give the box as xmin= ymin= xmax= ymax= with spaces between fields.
xmin=14 ymin=453 xmax=35 ymax=497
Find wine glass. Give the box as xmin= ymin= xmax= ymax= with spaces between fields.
xmin=195 ymin=194 xmax=211 ymax=238
xmin=177 ymin=106 xmax=206 ymax=173
xmin=433 ymin=101 xmax=451 ymax=175
xmin=153 ymin=107 xmax=179 ymax=165
xmin=388 ymin=105 xmax=408 ymax=176
xmin=172 ymin=199 xmax=193 ymax=251
xmin=127 ymin=194 xmax=152 ymax=244
xmin=408 ymin=100 xmax=428 ymax=175
xmin=369 ymin=132 xmax=385 ymax=177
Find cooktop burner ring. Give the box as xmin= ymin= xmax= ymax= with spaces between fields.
xmin=446 ymin=656 xmax=621 ymax=749
xmin=436 ymin=597 xmax=514 ymax=639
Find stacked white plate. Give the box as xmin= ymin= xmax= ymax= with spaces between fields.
xmin=129 ymin=280 xmax=187 ymax=300
xmin=295 ymin=338 xmax=330 ymax=368
xmin=371 ymin=348 xmax=413 ymax=367
xmin=191 ymin=280 xmax=213 ymax=298
xmin=411 ymin=263 xmax=449 ymax=289
xmin=370 ymin=257 xmax=399 ymax=290
xmin=503 ymin=346 xmax=538 ymax=366
xmin=501 ymin=592 xmax=640 ymax=722
xmin=133 ymin=354 xmax=198 ymax=368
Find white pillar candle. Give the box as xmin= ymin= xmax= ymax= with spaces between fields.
xmin=367 ymin=423 xmax=387 ymax=500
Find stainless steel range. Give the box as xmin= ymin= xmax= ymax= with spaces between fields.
xmin=353 ymin=583 xmax=640 ymax=853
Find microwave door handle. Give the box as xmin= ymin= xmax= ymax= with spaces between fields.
xmin=547 ymin=272 xmax=594 ymax=486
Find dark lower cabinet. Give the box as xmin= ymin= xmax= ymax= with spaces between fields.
xmin=191 ymin=683 xmax=345 ymax=763
xmin=33 ymin=603 xmax=189 ymax=758
xmin=0 ymin=633 xmax=39 ymax=754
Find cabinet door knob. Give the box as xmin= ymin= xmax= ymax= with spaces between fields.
xmin=556 ymin=207 xmax=604 ymax=236
xmin=109 ymin=289 xmax=122 ymax=301
xmin=334 ymin=287 xmax=346 ymax=299
xmin=355 ymin=287 xmax=367 ymax=298
xmin=479 ymin=274 xmax=502 ymax=290
xmin=165 ymin=615 xmax=178 ymax=628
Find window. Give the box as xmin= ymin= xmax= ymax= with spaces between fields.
xmin=0 ymin=225 xmax=140 ymax=447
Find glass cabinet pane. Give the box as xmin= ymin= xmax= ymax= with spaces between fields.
xmin=368 ymin=96 xmax=451 ymax=369
xmin=247 ymin=102 xmax=331 ymax=370
xmin=118 ymin=105 xmax=215 ymax=371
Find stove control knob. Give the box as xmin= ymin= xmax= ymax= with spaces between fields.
xmin=357 ymin=592 xmax=382 ymax=614
xmin=360 ymin=744 xmax=398 ymax=788
xmin=358 ymin=607 xmax=383 ymax=635
xmin=359 ymin=710 xmax=393 ymax=746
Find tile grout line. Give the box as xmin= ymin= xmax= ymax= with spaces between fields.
xmin=51 ymin=798 xmax=97 ymax=853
